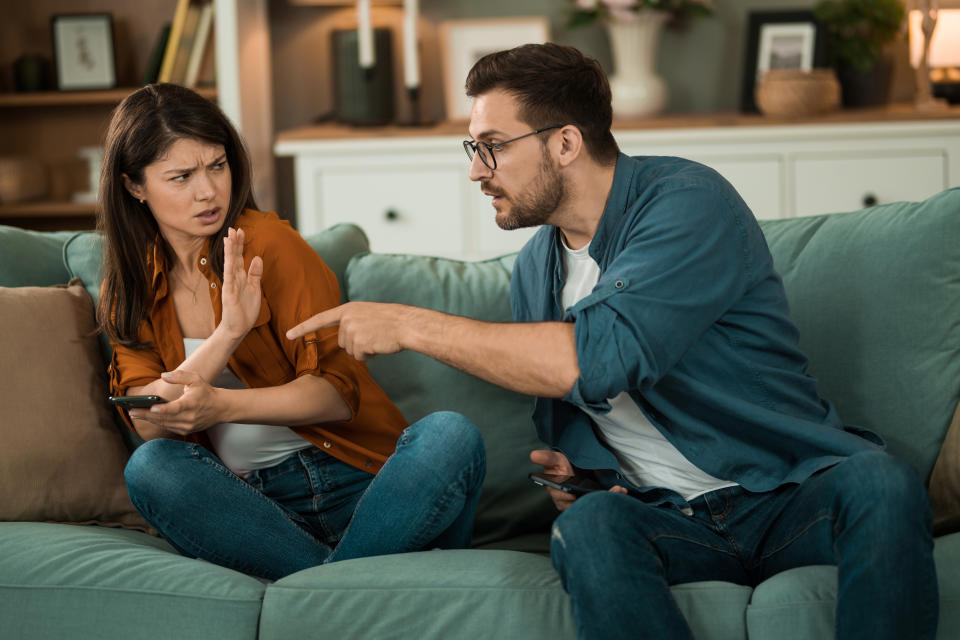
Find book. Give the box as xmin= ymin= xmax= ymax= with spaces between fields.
xmin=169 ymin=2 xmax=203 ymax=85
xmin=141 ymin=23 xmax=171 ymax=85
xmin=158 ymin=0 xmax=192 ymax=83
xmin=184 ymin=2 xmax=214 ymax=88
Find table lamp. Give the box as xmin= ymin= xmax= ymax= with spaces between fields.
xmin=908 ymin=3 xmax=960 ymax=107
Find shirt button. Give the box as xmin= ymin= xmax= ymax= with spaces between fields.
xmin=615 ymin=280 xmax=624 ymax=289
xmin=322 ymin=441 xmax=332 ymax=449
xmin=210 ymin=282 xmax=216 ymax=289
xmin=200 ymin=257 xmax=207 ymax=266
xmin=364 ymin=460 xmax=373 ymax=468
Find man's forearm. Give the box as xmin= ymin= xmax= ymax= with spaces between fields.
xmin=398 ymin=306 xmax=580 ymax=398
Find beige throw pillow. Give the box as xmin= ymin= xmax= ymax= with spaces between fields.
xmin=929 ymin=399 xmax=960 ymax=536
xmin=0 ymin=280 xmax=150 ymax=531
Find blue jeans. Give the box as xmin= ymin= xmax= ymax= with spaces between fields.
xmin=551 ymin=450 xmax=937 ymax=640
xmin=124 ymin=411 xmax=486 ymax=580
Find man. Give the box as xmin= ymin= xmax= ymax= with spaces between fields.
xmin=287 ymin=43 xmax=937 ymax=640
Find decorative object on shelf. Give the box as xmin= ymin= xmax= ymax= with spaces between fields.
xmin=438 ymin=17 xmax=550 ymax=122
xmin=741 ymin=10 xmax=826 ymax=113
xmin=568 ymin=0 xmax=713 ymax=118
xmin=72 ymin=147 xmax=104 ymax=205
xmin=813 ymin=0 xmax=905 ymax=108
xmin=0 ymin=157 xmax=48 ymax=205
xmin=399 ymin=0 xmax=422 ymax=124
xmin=12 ymin=55 xmax=51 ymax=92
xmin=755 ymin=69 xmax=841 ymax=118
xmin=332 ymin=28 xmax=395 ymax=125
xmin=51 ymin=13 xmax=117 ymax=91
xmin=908 ymin=4 xmax=960 ymax=106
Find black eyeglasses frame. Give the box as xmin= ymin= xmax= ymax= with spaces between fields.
xmin=462 ymin=124 xmax=565 ymax=170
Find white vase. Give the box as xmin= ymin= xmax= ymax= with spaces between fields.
xmin=605 ymin=11 xmax=669 ymax=118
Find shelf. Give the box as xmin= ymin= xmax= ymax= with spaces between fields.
xmin=0 ymin=201 xmax=96 ymax=218
xmin=0 ymin=86 xmax=217 ymax=108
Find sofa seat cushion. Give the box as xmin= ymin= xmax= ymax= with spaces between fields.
xmin=0 ymin=522 xmax=265 ymax=640
xmin=745 ymin=532 xmax=960 ymax=640
xmin=259 ymin=549 xmax=752 ymax=640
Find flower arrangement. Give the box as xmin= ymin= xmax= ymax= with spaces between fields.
xmin=569 ymin=0 xmax=714 ymax=29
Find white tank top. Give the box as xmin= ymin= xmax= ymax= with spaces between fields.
xmin=183 ymin=338 xmax=312 ymax=477
xmin=560 ymin=239 xmax=737 ymax=500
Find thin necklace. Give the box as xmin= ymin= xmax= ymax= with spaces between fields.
xmin=174 ymin=270 xmax=200 ymax=304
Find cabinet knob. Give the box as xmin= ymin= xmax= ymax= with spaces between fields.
xmin=862 ymin=193 xmax=878 ymax=207
xmin=384 ymin=209 xmax=399 ymax=221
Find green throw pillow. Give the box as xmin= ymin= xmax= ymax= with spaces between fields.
xmin=344 ymin=252 xmax=555 ymax=549
xmin=0 ymin=225 xmax=75 ymax=287
xmin=759 ymin=187 xmax=960 ymax=481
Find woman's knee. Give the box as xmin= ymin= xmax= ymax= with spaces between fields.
xmin=407 ymin=412 xmax=485 ymax=460
xmin=124 ymin=438 xmax=194 ymax=499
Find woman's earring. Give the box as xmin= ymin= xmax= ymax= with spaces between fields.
xmin=139 ymin=199 xmax=145 ymax=204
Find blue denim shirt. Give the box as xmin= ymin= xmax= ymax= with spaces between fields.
xmin=511 ymin=154 xmax=882 ymax=506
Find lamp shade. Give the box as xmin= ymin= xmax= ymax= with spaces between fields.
xmin=909 ymin=9 xmax=960 ymax=68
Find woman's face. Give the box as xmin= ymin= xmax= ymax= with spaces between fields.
xmin=125 ymin=137 xmax=232 ymax=244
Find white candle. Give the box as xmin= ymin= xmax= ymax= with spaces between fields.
xmin=358 ymin=0 xmax=374 ymax=69
xmin=403 ymin=0 xmax=420 ymax=90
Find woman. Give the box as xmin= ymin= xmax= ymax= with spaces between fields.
xmin=97 ymin=83 xmax=485 ymax=580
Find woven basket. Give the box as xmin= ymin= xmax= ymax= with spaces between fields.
xmin=755 ymin=69 xmax=841 ymax=118
xmin=0 ymin=157 xmax=48 ymax=204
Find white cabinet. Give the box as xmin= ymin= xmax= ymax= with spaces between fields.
xmin=275 ymin=117 xmax=960 ymax=260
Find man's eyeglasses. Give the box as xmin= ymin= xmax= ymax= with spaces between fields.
xmin=462 ymin=125 xmax=564 ymax=171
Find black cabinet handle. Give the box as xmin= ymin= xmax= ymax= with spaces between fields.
xmin=384 ymin=209 xmax=399 ymax=221
xmin=862 ymin=193 xmax=878 ymax=207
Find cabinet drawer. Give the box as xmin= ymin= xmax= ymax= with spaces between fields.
xmin=319 ymin=166 xmax=464 ymax=257
xmin=794 ymin=152 xmax=946 ymax=217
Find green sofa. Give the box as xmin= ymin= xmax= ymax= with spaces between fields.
xmin=1 ymin=186 xmax=959 ymax=639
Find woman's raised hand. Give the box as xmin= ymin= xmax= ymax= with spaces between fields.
xmin=219 ymin=227 xmax=263 ymax=340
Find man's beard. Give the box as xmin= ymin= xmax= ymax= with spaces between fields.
xmin=486 ymin=149 xmax=565 ymax=231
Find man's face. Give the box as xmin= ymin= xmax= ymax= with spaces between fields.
xmin=467 ymin=90 xmax=565 ymax=230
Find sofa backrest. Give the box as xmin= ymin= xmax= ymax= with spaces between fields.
xmin=343 ymin=252 xmax=556 ymax=548
xmin=758 ymin=187 xmax=960 ymax=482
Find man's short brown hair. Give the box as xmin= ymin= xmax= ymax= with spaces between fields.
xmin=465 ymin=43 xmax=619 ymax=165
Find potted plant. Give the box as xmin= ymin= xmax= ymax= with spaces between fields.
xmin=813 ymin=0 xmax=905 ymax=107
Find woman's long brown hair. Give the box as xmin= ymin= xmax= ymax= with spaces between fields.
xmin=96 ymin=83 xmax=258 ymax=348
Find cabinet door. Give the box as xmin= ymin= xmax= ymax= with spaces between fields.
xmin=318 ymin=166 xmax=465 ymax=257
xmin=794 ymin=152 xmax=946 ymax=217
xmin=699 ymin=158 xmax=782 ymax=220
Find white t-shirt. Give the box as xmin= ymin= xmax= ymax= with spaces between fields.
xmin=183 ymin=338 xmax=312 ymax=477
xmin=561 ymin=240 xmax=737 ymax=500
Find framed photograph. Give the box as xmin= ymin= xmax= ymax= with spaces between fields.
xmin=439 ymin=17 xmax=550 ymax=122
xmin=741 ymin=11 xmax=825 ymax=113
xmin=51 ymin=14 xmax=117 ymax=91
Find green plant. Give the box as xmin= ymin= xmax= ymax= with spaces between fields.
xmin=813 ymin=0 xmax=905 ymax=73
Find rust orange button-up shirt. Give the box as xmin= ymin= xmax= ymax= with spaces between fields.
xmin=109 ymin=209 xmax=407 ymax=473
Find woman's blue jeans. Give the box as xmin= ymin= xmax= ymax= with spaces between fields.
xmin=124 ymin=411 xmax=486 ymax=580
xmin=550 ymin=450 xmax=938 ymax=640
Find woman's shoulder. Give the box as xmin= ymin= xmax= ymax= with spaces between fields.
xmin=236 ymin=209 xmax=301 ymax=249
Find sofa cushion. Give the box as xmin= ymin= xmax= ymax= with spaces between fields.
xmin=259 ymin=550 xmax=751 ymax=640
xmin=0 ymin=522 xmax=264 ymax=640
xmin=344 ymin=253 xmax=555 ymax=547
xmin=0 ymin=281 xmax=148 ymax=531
xmin=745 ymin=532 xmax=960 ymax=640
xmin=0 ymin=224 xmax=74 ymax=287
xmin=758 ymin=187 xmax=960 ymax=484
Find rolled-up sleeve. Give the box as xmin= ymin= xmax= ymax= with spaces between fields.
xmin=563 ymin=184 xmax=750 ymax=412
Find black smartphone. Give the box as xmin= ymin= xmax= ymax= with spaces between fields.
xmin=108 ymin=395 xmax=168 ymax=409
xmin=529 ymin=472 xmax=602 ymax=496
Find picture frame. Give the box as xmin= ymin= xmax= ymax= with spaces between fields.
xmin=438 ymin=17 xmax=550 ymax=122
xmin=51 ymin=13 xmax=117 ymax=91
xmin=740 ymin=10 xmax=825 ymax=113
